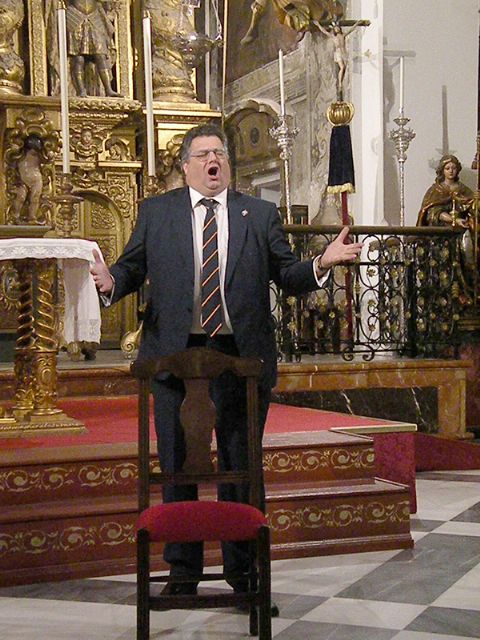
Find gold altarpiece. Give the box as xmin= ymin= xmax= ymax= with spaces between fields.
xmin=0 ymin=0 xmax=221 ymax=351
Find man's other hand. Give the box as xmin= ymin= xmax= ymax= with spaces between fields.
xmin=90 ymin=249 xmax=114 ymax=294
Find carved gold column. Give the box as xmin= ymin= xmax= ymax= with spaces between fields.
xmin=12 ymin=259 xmax=35 ymax=417
xmin=1 ymin=255 xmax=84 ymax=436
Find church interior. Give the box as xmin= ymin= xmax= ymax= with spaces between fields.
xmin=0 ymin=1 xmax=480 ymax=639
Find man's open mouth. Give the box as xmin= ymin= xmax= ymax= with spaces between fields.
xmin=208 ymin=166 xmax=219 ymax=177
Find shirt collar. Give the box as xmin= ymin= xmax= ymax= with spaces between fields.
xmin=189 ymin=186 xmax=228 ymax=210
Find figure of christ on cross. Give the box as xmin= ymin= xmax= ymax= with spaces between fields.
xmin=314 ymin=19 xmax=369 ymax=101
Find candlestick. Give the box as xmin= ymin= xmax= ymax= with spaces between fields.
xmin=142 ymin=11 xmax=156 ymax=178
xmin=269 ymin=115 xmax=298 ymax=224
xmin=399 ymin=56 xmax=404 ymax=115
xmin=389 ymin=114 xmax=416 ymax=226
xmin=278 ymin=49 xmax=285 ymax=116
xmin=57 ymin=2 xmax=70 ymax=174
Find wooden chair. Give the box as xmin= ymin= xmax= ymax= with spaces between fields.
xmin=131 ymin=347 xmax=272 ymax=640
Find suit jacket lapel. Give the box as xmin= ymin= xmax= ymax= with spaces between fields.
xmin=226 ymin=190 xmax=248 ymax=285
xmin=173 ymin=188 xmax=194 ymax=274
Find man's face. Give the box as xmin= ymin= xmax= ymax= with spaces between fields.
xmin=182 ymin=135 xmax=231 ymax=196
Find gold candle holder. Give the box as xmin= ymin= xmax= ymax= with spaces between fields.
xmin=54 ymin=173 xmax=83 ymax=237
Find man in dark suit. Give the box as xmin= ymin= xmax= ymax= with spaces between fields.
xmin=91 ymin=123 xmax=362 ymax=600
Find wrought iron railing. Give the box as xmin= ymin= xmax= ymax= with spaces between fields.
xmin=274 ymin=225 xmax=468 ymax=362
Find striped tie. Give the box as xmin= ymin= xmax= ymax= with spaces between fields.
xmin=200 ymin=198 xmax=223 ymax=337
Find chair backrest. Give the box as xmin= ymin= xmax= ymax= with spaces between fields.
xmin=131 ymin=347 xmax=264 ymax=512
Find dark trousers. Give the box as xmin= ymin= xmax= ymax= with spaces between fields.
xmin=151 ymin=334 xmax=270 ymax=581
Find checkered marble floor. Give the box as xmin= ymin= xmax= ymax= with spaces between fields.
xmin=1 ymin=470 xmax=480 ymax=640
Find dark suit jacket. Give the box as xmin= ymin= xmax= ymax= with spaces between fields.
xmin=110 ymin=187 xmax=319 ymax=387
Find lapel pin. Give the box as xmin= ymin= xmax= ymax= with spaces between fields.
xmin=241 ymin=209 xmax=249 ymax=217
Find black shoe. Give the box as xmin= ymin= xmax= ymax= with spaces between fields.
xmin=160 ymin=581 xmax=198 ymax=596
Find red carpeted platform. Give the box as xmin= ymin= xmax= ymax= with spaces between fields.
xmin=0 ymin=396 xmax=406 ymax=449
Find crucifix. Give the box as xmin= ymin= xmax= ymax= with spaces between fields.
xmin=314 ymin=18 xmax=370 ymax=101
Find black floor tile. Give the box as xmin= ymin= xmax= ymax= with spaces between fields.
xmin=336 ymin=533 xmax=480 ymax=605
xmin=406 ymin=606 xmax=480 ymax=638
xmin=452 ymin=502 xmax=480 ymax=522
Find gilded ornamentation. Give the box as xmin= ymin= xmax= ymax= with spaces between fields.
xmin=156 ymin=133 xmax=183 ymax=193
xmin=0 ymin=522 xmax=134 ymax=557
xmin=13 ymin=350 xmax=35 ymax=415
xmin=263 ymin=447 xmax=374 ymax=473
xmin=120 ymin=322 xmax=142 ymax=359
xmin=365 ymin=501 xmax=410 ymax=523
xmin=72 ymin=126 xmax=102 ymax=162
xmin=0 ymin=261 xmax=19 ymax=312
xmin=78 ymin=463 xmax=137 ymax=487
xmin=0 ymin=0 xmax=24 ymax=94
xmin=0 ymin=462 xmax=138 ymax=494
xmin=268 ymin=500 xmax=409 ymax=532
xmin=146 ymin=0 xmax=199 ymax=102
xmin=90 ymin=203 xmax=116 ymax=230
xmin=105 ymin=136 xmax=132 ymax=161
xmin=54 ymin=174 xmax=82 ymax=237
xmin=35 ymin=259 xmax=57 ymax=352
xmin=14 ymin=260 xmax=34 ymax=350
xmin=95 ymin=235 xmax=117 ymax=264
xmin=4 ymin=108 xmax=59 ymax=226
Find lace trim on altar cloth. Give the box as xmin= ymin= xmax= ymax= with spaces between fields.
xmin=0 ymin=238 xmax=100 ymax=263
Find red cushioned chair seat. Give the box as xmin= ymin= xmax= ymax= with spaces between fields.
xmin=137 ymin=500 xmax=267 ymax=543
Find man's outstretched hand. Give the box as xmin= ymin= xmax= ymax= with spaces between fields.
xmin=90 ymin=249 xmax=114 ymax=295
xmin=319 ymin=227 xmax=363 ymax=270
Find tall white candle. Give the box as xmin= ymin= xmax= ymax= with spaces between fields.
xmin=278 ymin=49 xmax=285 ymax=116
xmin=399 ymin=56 xmax=404 ymax=115
xmin=142 ymin=12 xmax=156 ymax=177
xmin=57 ymin=3 xmax=70 ymax=174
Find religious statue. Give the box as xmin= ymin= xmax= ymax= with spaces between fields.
xmin=45 ymin=0 xmax=121 ymax=97
xmin=417 ymin=155 xmax=474 ymax=227
xmin=146 ymin=0 xmax=220 ymax=102
xmin=66 ymin=0 xmax=121 ymax=97
xmin=10 ymin=134 xmax=52 ymax=225
xmin=314 ymin=20 xmax=362 ymax=100
xmin=240 ymin=0 xmax=344 ymax=45
xmin=0 ymin=0 xmax=25 ymax=94
xmin=417 ymin=154 xmax=479 ymax=295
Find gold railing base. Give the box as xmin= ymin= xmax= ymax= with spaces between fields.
xmin=0 ymin=410 xmax=86 ymax=438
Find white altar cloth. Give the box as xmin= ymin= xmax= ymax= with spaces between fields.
xmin=0 ymin=238 xmax=102 ymax=344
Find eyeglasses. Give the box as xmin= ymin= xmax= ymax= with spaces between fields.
xmin=189 ymin=148 xmax=228 ymax=161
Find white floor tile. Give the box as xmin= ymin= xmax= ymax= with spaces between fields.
xmin=415 ymin=479 xmax=480 ymax=520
